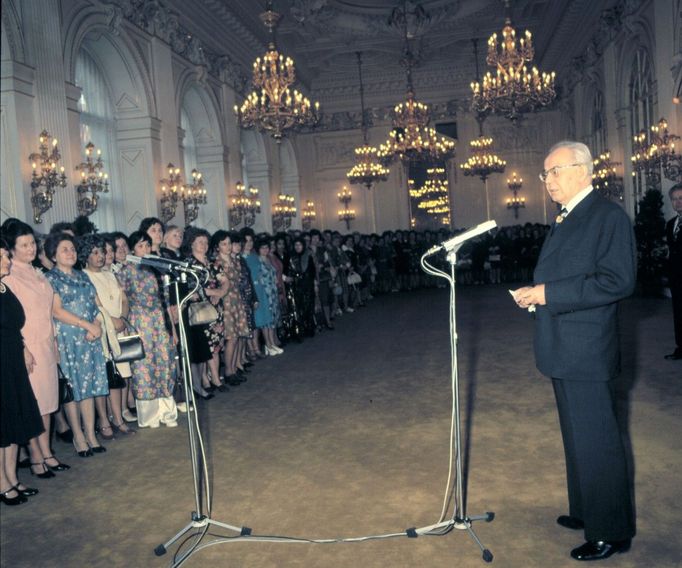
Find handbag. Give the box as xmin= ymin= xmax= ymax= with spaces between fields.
xmin=188 ymin=300 xmax=218 ymax=326
xmin=106 ymin=360 xmax=126 ymax=389
xmin=347 ymin=271 xmax=362 ymax=286
xmin=113 ymin=318 xmax=145 ymax=363
xmin=57 ymin=364 xmax=75 ymax=404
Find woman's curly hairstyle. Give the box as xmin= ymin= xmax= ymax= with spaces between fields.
xmin=76 ymin=233 xmax=106 ymax=266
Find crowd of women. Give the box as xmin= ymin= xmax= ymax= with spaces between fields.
xmin=0 ymin=214 xmax=548 ymax=506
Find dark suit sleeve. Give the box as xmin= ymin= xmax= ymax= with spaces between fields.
xmin=544 ymin=208 xmax=636 ymax=315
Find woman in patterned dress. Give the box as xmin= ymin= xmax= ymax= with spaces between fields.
xmin=251 ymin=238 xmax=282 ymax=356
xmin=0 ymin=219 xmax=67 ymax=477
xmin=214 ymin=231 xmax=249 ymax=384
xmin=115 ymin=232 xmax=177 ymax=428
xmin=44 ymin=233 xmax=110 ymax=456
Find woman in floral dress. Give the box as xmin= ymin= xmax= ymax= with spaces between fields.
xmin=115 ymin=232 xmax=177 ymax=428
xmin=44 ymin=233 xmax=111 ymax=456
xmin=214 ymin=231 xmax=249 ymax=384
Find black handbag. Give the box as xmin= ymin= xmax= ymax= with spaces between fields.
xmin=106 ymin=360 xmax=126 ymax=389
xmin=57 ymin=364 xmax=74 ymax=404
xmin=113 ymin=318 xmax=145 ymax=363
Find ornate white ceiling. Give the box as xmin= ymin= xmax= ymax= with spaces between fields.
xmin=171 ymin=0 xmax=616 ymax=110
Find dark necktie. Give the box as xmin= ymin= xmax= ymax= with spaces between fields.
xmin=555 ymin=207 xmax=568 ymax=224
xmin=675 ymin=215 xmax=681 ymax=239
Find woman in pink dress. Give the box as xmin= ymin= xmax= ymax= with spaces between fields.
xmin=0 ymin=219 xmax=67 ymax=478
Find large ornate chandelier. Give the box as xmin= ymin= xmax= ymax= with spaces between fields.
xmin=234 ymin=1 xmax=320 ymax=141
xmin=460 ymin=134 xmax=507 ymax=182
xmin=471 ymin=0 xmax=556 ymax=122
xmin=378 ymin=4 xmax=455 ymax=165
xmin=347 ymin=52 xmax=390 ymax=190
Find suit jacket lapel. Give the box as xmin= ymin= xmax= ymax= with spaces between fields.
xmin=538 ymin=192 xmax=599 ymax=263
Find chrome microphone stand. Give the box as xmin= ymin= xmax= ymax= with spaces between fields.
xmin=419 ymin=224 xmax=496 ymax=563
xmin=154 ymin=268 xmax=248 ymax=567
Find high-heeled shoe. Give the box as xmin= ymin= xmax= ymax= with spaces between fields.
xmin=72 ymin=441 xmax=93 ymax=458
xmin=192 ymin=389 xmax=214 ymax=401
xmin=98 ymin=425 xmax=115 ymax=441
xmin=225 ymin=374 xmax=243 ymax=386
xmin=211 ymin=382 xmax=228 ymax=393
xmin=29 ymin=462 xmax=56 ymax=478
xmin=112 ymin=422 xmax=136 ymax=436
xmin=44 ymin=455 xmax=70 ymax=472
xmin=0 ymin=488 xmax=27 ymax=506
xmin=13 ymin=484 xmax=39 ymax=497
xmin=88 ymin=443 xmax=107 ymax=454
xmin=17 ymin=458 xmax=30 ymax=469
xmin=55 ymin=428 xmax=74 ymax=444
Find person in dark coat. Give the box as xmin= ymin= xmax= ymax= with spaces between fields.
xmin=513 ymin=141 xmax=636 ymax=562
xmin=664 ymin=183 xmax=682 ymax=360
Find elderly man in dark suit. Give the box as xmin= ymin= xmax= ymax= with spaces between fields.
xmin=512 ymin=141 xmax=636 ymax=561
xmin=664 ymin=184 xmax=682 ymax=360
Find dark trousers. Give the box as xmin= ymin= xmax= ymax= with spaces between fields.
xmin=552 ymin=379 xmax=635 ymax=541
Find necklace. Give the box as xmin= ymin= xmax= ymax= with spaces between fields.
xmin=0 ymin=281 xmax=5 ymax=293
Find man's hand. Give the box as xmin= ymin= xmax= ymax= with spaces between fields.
xmin=512 ymin=284 xmax=546 ymax=308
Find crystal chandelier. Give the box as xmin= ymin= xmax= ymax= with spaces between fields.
xmin=378 ymin=4 xmax=455 ymax=165
xmin=75 ymin=142 xmax=109 ymax=217
xmin=28 ymin=130 xmax=67 ymax=224
xmin=631 ymin=117 xmax=681 ymax=188
xmin=159 ymin=164 xmax=207 ymax=223
xmin=272 ymin=192 xmax=296 ymax=231
xmin=338 ymin=186 xmax=355 ymax=230
xmin=460 ymin=135 xmax=507 ymax=182
xmin=301 ymin=200 xmax=316 ymax=229
xmin=234 ymin=1 xmax=320 ymax=141
xmin=591 ymin=151 xmax=624 ymax=201
xmin=470 ymin=0 xmax=556 ymax=122
xmin=346 ymin=52 xmax=390 ymax=190
xmin=229 ymin=182 xmax=261 ymax=228
xmin=506 ymin=171 xmax=525 ymax=218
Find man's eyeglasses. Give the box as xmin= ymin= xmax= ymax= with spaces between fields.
xmin=538 ymin=163 xmax=586 ymax=183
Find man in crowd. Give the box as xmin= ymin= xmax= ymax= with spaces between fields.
xmin=512 ymin=141 xmax=636 ymax=562
xmin=664 ymin=183 xmax=682 ymax=360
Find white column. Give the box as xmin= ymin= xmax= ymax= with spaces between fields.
xmin=23 ymin=0 xmax=77 ymax=226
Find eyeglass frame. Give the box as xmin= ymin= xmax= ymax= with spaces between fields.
xmin=538 ymin=163 xmax=587 ymax=183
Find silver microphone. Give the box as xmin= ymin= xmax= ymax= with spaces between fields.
xmin=426 ymin=220 xmax=497 ymax=255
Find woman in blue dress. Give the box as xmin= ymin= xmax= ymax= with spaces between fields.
xmin=44 ymin=233 xmax=110 ymax=457
xmin=249 ymin=238 xmax=282 ymax=356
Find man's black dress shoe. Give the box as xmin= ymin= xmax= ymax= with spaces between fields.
xmin=664 ymin=349 xmax=682 ymax=360
xmin=570 ymin=539 xmax=631 ymax=561
xmin=557 ymin=515 xmax=584 ymax=530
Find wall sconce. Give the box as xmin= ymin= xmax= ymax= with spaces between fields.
xmin=229 ymin=182 xmax=261 ymax=228
xmin=183 ymin=169 xmax=207 ymax=224
xmin=28 ymin=130 xmax=67 ymax=223
xmin=592 ymin=151 xmax=623 ymax=201
xmin=506 ymin=171 xmax=525 ymax=218
xmin=338 ymin=185 xmax=355 ymax=230
xmin=302 ymin=200 xmax=316 ymax=229
xmin=159 ymin=163 xmax=183 ymax=222
xmin=75 ymin=142 xmax=109 ymax=217
xmin=631 ymin=117 xmax=681 ymax=188
xmin=158 ymin=164 xmax=207 ymax=224
xmin=272 ymin=192 xmax=296 ymax=232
